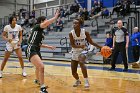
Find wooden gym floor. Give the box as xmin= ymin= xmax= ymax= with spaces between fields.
xmin=0 ymin=57 xmax=140 ymax=93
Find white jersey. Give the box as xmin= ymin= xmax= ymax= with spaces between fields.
xmin=4 ymin=24 xmax=22 ymax=43
xmin=71 ymin=28 xmax=87 ymax=52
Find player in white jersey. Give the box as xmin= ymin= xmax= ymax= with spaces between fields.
xmin=0 ymin=16 xmax=27 ymax=78
xmin=69 ymin=18 xmax=102 ymax=88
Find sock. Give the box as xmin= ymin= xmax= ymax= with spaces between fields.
xmin=22 ymin=68 xmax=25 ymax=72
xmin=41 ymin=84 xmax=46 ymax=88
xmin=84 ymin=78 xmax=89 ymax=83
xmin=0 ymin=71 xmax=3 ymax=73
xmin=76 ymin=79 xmax=80 ymax=81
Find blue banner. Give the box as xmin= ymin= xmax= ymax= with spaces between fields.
xmin=76 ymin=0 xmax=118 ymax=8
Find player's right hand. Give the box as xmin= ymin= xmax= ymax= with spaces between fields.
xmin=81 ymin=45 xmax=86 ymax=49
xmin=96 ymin=52 xmax=101 ymax=55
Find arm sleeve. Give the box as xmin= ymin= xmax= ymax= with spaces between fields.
xmin=124 ymin=28 xmax=129 ymax=36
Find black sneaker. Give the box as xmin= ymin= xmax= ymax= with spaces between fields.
xmin=108 ymin=67 xmax=115 ymax=71
xmin=40 ymin=87 xmax=48 ymax=93
xmin=123 ymin=68 xmax=128 ymax=72
xmin=34 ymin=79 xmax=40 ymax=85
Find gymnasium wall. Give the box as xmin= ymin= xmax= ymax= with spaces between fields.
xmin=34 ymin=0 xmax=74 ymax=18
xmin=0 ymin=0 xmax=75 ymax=18
xmin=34 ymin=0 xmax=74 ymax=9
xmin=0 ymin=0 xmax=29 ymax=18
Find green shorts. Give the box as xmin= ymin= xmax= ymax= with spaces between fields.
xmin=26 ymin=44 xmax=42 ymax=61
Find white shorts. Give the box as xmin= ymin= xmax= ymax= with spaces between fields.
xmin=5 ymin=42 xmax=20 ymax=52
xmin=71 ymin=50 xmax=88 ymax=61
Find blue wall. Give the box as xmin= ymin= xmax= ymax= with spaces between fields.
xmin=102 ymin=0 xmax=118 ymax=7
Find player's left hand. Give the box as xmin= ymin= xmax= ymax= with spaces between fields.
xmin=18 ymin=42 xmax=21 ymax=46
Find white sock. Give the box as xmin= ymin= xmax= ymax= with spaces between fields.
xmin=76 ymin=79 xmax=80 ymax=81
xmin=0 ymin=71 xmax=3 ymax=73
xmin=41 ymin=84 xmax=46 ymax=88
xmin=22 ymin=68 xmax=25 ymax=72
xmin=84 ymin=78 xmax=89 ymax=83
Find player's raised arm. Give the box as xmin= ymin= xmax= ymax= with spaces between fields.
xmin=40 ymin=10 xmax=60 ymax=28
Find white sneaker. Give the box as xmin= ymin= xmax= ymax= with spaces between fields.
xmin=22 ymin=71 xmax=27 ymax=77
xmin=0 ymin=71 xmax=2 ymax=78
xmin=73 ymin=80 xmax=81 ymax=87
xmin=86 ymin=61 xmax=89 ymax=64
xmin=84 ymin=82 xmax=90 ymax=89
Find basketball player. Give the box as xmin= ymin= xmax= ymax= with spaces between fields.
xmin=26 ymin=11 xmax=60 ymax=93
xmin=0 ymin=16 xmax=27 ymax=78
xmin=69 ymin=18 xmax=102 ymax=88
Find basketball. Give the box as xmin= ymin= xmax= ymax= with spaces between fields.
xmin=101 ymin=46 xmax=112 ymax=58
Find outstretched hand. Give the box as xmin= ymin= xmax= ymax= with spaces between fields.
xmin=48 ymin=46 xmax=56 ymax=50
xmin=55 ymin=9 xmax=60 ymax=19
xmin=17 ymin=42 xmax=21 ymax=46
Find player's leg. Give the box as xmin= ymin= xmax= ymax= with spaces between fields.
xmin=34 ymin=52 xmax=42 ymax=85
xmin=71 ymin=60 xmax=81 ymax=87
xmin=34 ymin=67 xmax=40 ymax=85
xmin=0 ymin=43 xmax=12 ymax=78
xmin=15 ymin=48 xmax=27 ymax=77
xmin=30 ymin=54 xmax=48 ymax=93
xmin=0 ymin=51 xmax=11 ymax=78
xmin=78 ymin=54 xmax=89 ymax=88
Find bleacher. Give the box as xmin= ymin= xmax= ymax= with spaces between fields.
xmin=0 ymin=2 xmax=140 ymax=63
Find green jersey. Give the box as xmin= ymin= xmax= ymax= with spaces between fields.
xmin=28 ymin=24 xmax=45 ymax=46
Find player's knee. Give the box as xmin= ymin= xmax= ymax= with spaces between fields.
xmin=18 ymin=56 xmax=23 ymax=60
xmin=79 ymin=62 xmax=85 ymax=66
xmin=78 ymin=54 xmax=86 ymax=62
xmin=36 ymin=67 xmax=39 ymax=70
xmin=3 ymin=57 xmax=9 ymax=62
xmin=39 ymin=64 xmax=44 ymax=71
